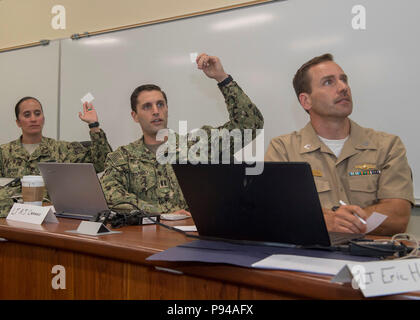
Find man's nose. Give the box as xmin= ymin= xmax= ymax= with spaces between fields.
xmin=338 ymin=80 xmax=349 ymax=94
xmin=152 ymin=104 xmax=160 ymax=115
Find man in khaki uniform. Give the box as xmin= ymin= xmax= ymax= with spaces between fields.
xmin=265 ymin=53 xmax=414 ymax=236
xmin=0 ymin=97 xmax=112 ymax=217
xmin=100 ymin=53 xmax=264 ymax=214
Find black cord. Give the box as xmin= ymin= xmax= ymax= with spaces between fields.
xmin=348 ymin=240 xmax=412 ymax=258
xmin=108 ymin=201 xmax=193 ymax=237
xmin=349 ymin=240 xmax=396 ymax=253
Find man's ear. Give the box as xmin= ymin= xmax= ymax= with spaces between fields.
xmin=298 ymin=93 xmax=311 ymax=113
xmin=131 ymin=110 xmax=139 ymax=123
xmin=16 ymin=119 xmax=22 ymax=128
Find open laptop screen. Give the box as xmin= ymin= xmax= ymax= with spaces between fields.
xmin=173 ymin=162 xmax=332 ymax=246
xmin=38 ymin=162 xmax=108 ymax=220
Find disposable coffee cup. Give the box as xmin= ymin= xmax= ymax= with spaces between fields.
xmin=21 ymin=175 xmax=45 ymax=206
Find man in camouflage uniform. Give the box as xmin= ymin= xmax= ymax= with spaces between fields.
xmin=0 ymin=97 xmax=112 ymax=217
xmin=100 ymin=53 xmax=264 ymax=214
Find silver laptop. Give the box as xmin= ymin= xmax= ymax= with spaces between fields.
xmin=38 ymin=162 xmax=109 ymax=220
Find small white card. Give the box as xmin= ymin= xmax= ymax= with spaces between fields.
xmin=366 ymin=212 xmax=388 ymax=233
xmin=332 ymin=259 xmax=420 ymax=297
xmin=81 ymin=92 xmax=95 ymax=104
xmin=6 ymin=203 xmax=58 ymax=225
xmin=190 ymin=52 xmax=198 ymax=63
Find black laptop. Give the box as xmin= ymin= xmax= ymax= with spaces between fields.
xmin=173 ymin=162 xmax=363 ymax=247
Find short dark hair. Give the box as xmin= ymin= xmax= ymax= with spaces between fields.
xmin=292 ymin=53 xmax=334 ymax=99
xmin=15 ymin=96 xmax=43 ymax=120
xmin=130 ymin=84 xmax=167 ymax=113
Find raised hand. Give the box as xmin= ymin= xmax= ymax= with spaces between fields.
xmin=78 ymin=102 xmax=99 ymax=124
xmin=196 ymin=53 xmax=229 ymax=83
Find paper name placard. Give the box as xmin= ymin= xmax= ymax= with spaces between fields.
xmin=7 ymin=203 xmax=58 ymax=225
xmin=332 ymin=259 xmax=420 ymax=298
xmin=66 ymin=221 xmax=122 ymax=236
xmin=77 ymin=221 xmax=112 ymax=236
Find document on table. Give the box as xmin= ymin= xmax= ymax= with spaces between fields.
xmin=252 ymin=254 xmax=355 ymax=276
xmin=173 ymin=225 xmax=197 ymax=232
xmin=251 ymin=213 xmax=388 ymax=275
xmin=147 ymin=240 xmax=376 ymax=271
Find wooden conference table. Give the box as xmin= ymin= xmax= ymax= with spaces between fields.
xmin=0 ymin=217 xmax=419 ymax=300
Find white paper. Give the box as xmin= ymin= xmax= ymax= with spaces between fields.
xmin=161 ymin=213 xmax=191 ymax=221
xmin=81 ymin=92 xmax=94 ymax=104
xmin=366 ymin=212 xmax=387 ymax=233
xmin=332 ymin=259 xmax=420 ymax=298
xmin=0 ymin=177 xmax=14 ymax=187
xmin=252 ymin=254 xmax=354 ymax=275
xmin=190 ymin=52 xmax=198 ymax=63
xmin=174 ymin=225 xmax=197 ymax=232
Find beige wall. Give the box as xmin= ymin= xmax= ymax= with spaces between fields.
xmin=0 ymin=0 xmax=266 ymax=49
xmin=408 ymin=208 xmax=420 ymax=238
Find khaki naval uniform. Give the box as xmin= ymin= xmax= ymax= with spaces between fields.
xmin=0 ymin=130 xmax=112 ymax=217
xmin=265 ymin=120 xmax=414 ymax=210
xmin=100 ymin=80 xmax=264 ymax=213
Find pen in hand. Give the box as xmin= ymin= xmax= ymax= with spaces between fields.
xmin=339 ymin=200 xmax=367 ymax=225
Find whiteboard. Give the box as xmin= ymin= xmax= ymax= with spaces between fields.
xmin=0 ymin=41 xmax=59 ymax=143
xmin=59 ymin=0 xmax=420 ymax=199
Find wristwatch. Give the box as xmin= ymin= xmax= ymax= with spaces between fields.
xmin=217 ymin=74 xmax=233 ymax=88
xmin=88 ymin=121 xmax=100 ymax=128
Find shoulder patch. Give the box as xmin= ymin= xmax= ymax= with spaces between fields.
xmin=107 ymin=149 xmax=128 ymax=166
